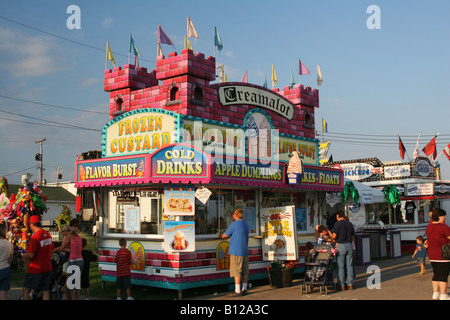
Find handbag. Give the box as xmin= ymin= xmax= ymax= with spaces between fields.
xmin=442 ymin=243 xmax=450 ymax=260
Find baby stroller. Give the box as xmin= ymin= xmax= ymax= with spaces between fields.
xmin=301 ymin=244 xmax=336 ymax=295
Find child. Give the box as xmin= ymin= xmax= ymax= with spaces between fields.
xmin=317 ymin=225 xmax=332 ymax=244
xmin=412 ymin=236 xmax=427 ymax=275
xmin=81 ymin=237 xmax=97 ymax=300
xmin=115 ymin=238 xmax=133 ymax=300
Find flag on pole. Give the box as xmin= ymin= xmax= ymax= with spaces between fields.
xmin=271 ymin=64 xmax=277 ymax=88
xmin=443 ymin=143 xmax=450 ymax=161
xmin=214 ymin=26 xmax=223 ymax=52
xmin=129 ymin=34 xmax=141 ymax=57
xmin=398 ymin=136 xmax=406 ymax=160
xmin=413 ymin=132 xmax=421 ymax=160
xmin=241 ymin=70 xmax=248 ymax=83
xmin=263 ymin=75 xmax=268 ymax=88
xmin=322 ymin=118 xmax=328 ymax=133
xmin=187 ymin=17 xmax=199 ymax=41
xmin=317 ymin=65 xmax=323 ymax=87
xmin=106 ymin=41 xmax=115 ymax=69
xmin=298 ymin=59 xmax=311 ymax=75
xmin=157 ymin=25 xmax=173 ymax=45
xmin=290 ymin=69 xmax=295 ymax=87
xmin=184 ymin=35 xmax=193 ymax=51
xmin=422 ymin=135 xmax=438 ymax=160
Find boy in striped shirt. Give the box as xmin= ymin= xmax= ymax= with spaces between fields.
xmin=115 ymin=238 xmax=133 ymax=300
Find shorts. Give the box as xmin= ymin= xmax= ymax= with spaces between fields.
xmin=417 ymin=257 xmax=426 ymax=265
xmin=0 ymin=267 xmax=11 ymax=291
xmin=23 ymin=272 xmax=52 ymax=291
xmin=431 ymin=261 xmax=450 ymax=282
xmin=229 ymin=255 xmax=249 ymax=278
xmin=116 ymin=275 xmax=131 ymax=289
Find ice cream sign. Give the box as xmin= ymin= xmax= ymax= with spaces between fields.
xmin=163 ymin=221 xmax=195 ymax=252
xmin=102 ymin=108 xmax=180 ymax=157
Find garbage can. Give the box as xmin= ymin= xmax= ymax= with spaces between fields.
xmin=356 ymin=232 xmax=371 ymax=265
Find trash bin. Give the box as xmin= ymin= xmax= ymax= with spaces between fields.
xmin=389 ymin=229 xmax=402 ymax=259
xmin=356 ymin=233 xmax=371 ymax=265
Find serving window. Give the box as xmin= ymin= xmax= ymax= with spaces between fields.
xmin=105 ymin=186 xmax=258 ymax=237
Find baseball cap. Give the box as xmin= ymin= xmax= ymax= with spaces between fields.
xmin=29 ymin=215 xmax=41 ymax=224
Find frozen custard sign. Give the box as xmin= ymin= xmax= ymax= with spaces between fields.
xmin=218 ymin=85 xmax=294 ymax=120
xmin=102 ymin=109 xmax=179 ymax=157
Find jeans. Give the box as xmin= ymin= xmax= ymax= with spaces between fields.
xmin=336 ymin=242 xmax=354 ymax=286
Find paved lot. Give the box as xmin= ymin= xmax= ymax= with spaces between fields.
xmin=191 ymin=255 xmax=438 ymax=300
xmin=6 ymin=255 xmax=441 ymax=301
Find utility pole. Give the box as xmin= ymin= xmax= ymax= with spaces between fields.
xmin=35 ymin=138 xmax=46 ymax=185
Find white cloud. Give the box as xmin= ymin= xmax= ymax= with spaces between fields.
xmin=0 ymin=28 xmax=67 ymax=78
xmin=101 ymin=17 xmax=114 ymax=29
xmin=80 ymin=77 xmax=101 ymax=87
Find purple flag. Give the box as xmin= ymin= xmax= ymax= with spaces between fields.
xmin=298 ymin=58 xmax=311 ymax=75
xmin=158 ymin=25 xmax=173 ymax=45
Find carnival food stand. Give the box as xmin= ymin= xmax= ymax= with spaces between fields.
xmin=75 ymin=49 xmax=343 ymax=297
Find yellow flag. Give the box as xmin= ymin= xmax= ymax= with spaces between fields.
xmin=271 ymin=64 xmax=277 ymax=88
xmin=106 ymin=41 xmax=115 ymax=68
xmin=184 ymin=35 xmax=193 ymax=51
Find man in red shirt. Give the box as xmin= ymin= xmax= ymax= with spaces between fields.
xmin=22 ymin=215 xmax=54 ymax=300
xmin=115 ymin=238 xmax=133 ymax=300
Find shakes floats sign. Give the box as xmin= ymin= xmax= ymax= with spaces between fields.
xmin=218 ymin=85 xmax=295 ymax=120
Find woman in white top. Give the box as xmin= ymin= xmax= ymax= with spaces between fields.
xmin=0 ymin=224 xmax=13 ymax=300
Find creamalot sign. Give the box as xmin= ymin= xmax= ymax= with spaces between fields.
xmin=218 ymin=85 xmax=295 ymax=120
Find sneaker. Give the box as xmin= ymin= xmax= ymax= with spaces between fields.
xmin=347 ymin=285 xmax=354 ymax=290
xmin=116 ymin=297 xmax=122 ymax=300
xmin=440 ymin=294 xmax=450 ymax=300
xmin=241 ymin=290 xmax=248 ymax=296
xmin=432 ymin=292 xmax=440 ymax=300
xmin=126 ymin=296 xmax=134 ymax=300
xmin=232 ymin=291 xmax=242 ymax=297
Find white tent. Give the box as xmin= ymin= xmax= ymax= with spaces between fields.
xmin=345 ymin=178 xmax=385 ymax=204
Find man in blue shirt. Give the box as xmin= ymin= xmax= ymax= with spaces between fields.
xmin=221 ymin=209 xmax=249 ymax=296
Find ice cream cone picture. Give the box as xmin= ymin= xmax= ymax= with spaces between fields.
xmin=128 ymin=241 xmax=145 ymax=271
xmin=79 ymin=165 xmax=86 ymax=181
xmin=137 ymin=159 xmax=144 ymax=177
xmin=216 ymin=241 xmax=230 ymax=271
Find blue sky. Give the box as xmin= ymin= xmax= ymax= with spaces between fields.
xmin=1 ymin=0 xmax=449 ymax=184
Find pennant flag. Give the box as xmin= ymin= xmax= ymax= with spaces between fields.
xmin=422 ymin=135 xmax=438 ymax=160
xmin=214 ymin=26 xmax=223 ymax=52
xmin=322 ymin=118 xmax=328 ymax=133
xmin=187 ymin=17 xmax=199 ymax=41
xmin=413 ymin=132 xmax=421 ymax=160
xmin=184 ymin=35 xmax=193 ymax=51
xmin=157 ymin=25 xmax=173 ymax=45
xmin=398 ymin=136 xmax=406 ymax=160
xmin=224 ymin=73 xmax=228 ymax=82
xmin=298 ymin=59 xmax=311 ymax=75
xmin=241 ymin=70 xmax=248 ymax=83
xmin=317 ymin=65 xmax=323 ymax=87
xmin=319 ymin=141 xmax=331 ymax=163
xmin=106 ymin=41 xmax=115 ymax=69
xmin=263 ymin=75 xmax=267 ymax=88
xmin=271 ymin=64 xmax=277 ymax=88
xmin=129 ymin=34 xmax=141 ymax=56
xmin=443 ymin=143 xmax=450 ymax=161
xmin=289 ymin=69 xmax=295 ymax=87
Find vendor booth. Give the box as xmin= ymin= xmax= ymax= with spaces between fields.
xmin=75 ymin=49 xmax=343 ymax=297
xmin=324 ymin=157 xmax=445 ymax=241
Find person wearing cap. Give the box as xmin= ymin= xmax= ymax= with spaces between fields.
xmin=22 ymin=215 xmax=54 ymax=300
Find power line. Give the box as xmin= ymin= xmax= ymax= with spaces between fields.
xmin=0 ymin=94 xmax=108 ymax=115
xmin=0 ymin=15 xmax=156 ymax=64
